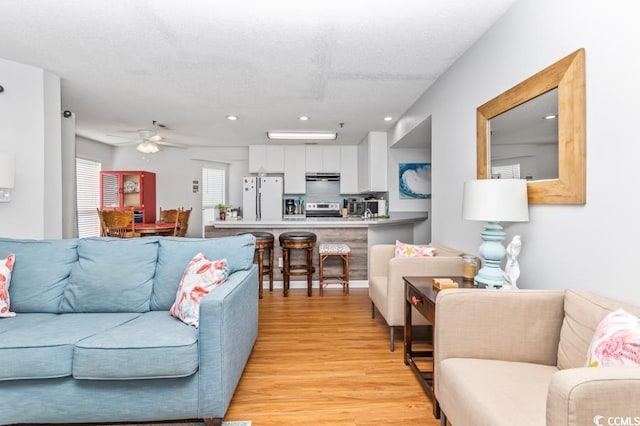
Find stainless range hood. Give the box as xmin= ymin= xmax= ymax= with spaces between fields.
xmin=305 ymin=173 xmax=340 ymax=182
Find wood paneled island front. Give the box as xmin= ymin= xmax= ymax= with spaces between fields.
xmin=205 ymin=213 xmax=427 ymax=286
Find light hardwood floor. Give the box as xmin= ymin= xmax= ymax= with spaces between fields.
xmin=223 ymin=288 xmax=440 ymax=426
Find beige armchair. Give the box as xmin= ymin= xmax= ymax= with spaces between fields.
xmin=368 ymin=243 xmax=463 ymax=351
xmin=435 ymin=289 xmax=640 ymax=425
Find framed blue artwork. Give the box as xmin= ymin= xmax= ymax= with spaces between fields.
xmin=399 ymin=163 xmax=431 ymax=199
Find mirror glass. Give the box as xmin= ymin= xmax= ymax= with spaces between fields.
xmin=489 ymin=88 xmax=558 ymax=181
xmin=477 ymin=49 xmax=586 ymax=204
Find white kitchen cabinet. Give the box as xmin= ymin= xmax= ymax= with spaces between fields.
xmin=284 ymin=146 xmax=306 ymax=194
xmin=321 ymin=146 xmax=340 ymax=172
xmin=358 ymin=131 xmax=388 ymax=192
xmin=339 ymin=145 xmax=358 ymax=194
xmin=305 ymin=146 xmax=341 ymax=173
xmin=305 ymin=146 xmax=323 ymax=172
xmin=249 ymin=145 xmax=284 ymax=173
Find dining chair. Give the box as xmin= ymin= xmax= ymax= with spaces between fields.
xmin=96 ymin=208 xmax=107 ymax=237
xmin=158 ymin=207 xmax=180 ymax=236
xmin=176 ymin=207 xmax=192 ymax=237
xmin=100 ymin=209 xmax=140 ymax=238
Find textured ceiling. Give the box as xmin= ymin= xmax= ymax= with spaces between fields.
xmin=0 ymin=0 xmax=515 ymax=148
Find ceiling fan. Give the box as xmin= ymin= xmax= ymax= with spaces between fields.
xmin=108 ymin=121 xmax=187 ymax=153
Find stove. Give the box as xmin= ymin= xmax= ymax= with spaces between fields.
xmin=305 ymin=202 xmax=342 ymax=218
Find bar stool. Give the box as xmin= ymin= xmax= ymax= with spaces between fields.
xmin=238 ymin=232 xmax=274 ymax=299
xmin=318 ymin=243 xmax=350 ymax=296
xmin=279 ymin=231 xmax=317 ymax=297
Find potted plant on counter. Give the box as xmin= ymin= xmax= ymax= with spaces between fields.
xmin=217 ymin=203 xmax=227 ymax=220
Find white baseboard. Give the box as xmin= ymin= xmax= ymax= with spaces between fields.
xmin=263 ymin=280 xmax=369 ymax=289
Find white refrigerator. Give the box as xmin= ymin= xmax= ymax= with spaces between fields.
xmin=242 ymin=176 xmax=283 ymax=220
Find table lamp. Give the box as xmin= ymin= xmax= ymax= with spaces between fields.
xmin=462 ymin=179 xmax=529 ymax=287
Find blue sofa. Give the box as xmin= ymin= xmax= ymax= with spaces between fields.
xmin=0 ymin=234 xmax=258 ymax=426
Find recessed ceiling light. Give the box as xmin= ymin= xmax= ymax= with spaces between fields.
xmin=299 ymin=116 xmax=309 ymax=121
xmin=384 ymin=116 xmax=393 ymax=121
xmin=226 ymin=115 xmax=238 ymax=121
xmin=267 ymin=131 xmax=337 ymax=140
xmin=543 ymin=114 xmax=557 ymax=120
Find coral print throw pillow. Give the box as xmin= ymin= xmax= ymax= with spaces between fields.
xmin=394 ymin=240 xmax=436 ymax=258
xmin=0 ymin=254 xmax=16 ymax=318
xmin=586 ymin=308 xmax=640 ymax=367
xmin=170 ymin=253 xmax=228 ymax=328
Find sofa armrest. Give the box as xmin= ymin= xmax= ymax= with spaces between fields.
xmin=435 ymin=289 xmax=565 ymax=366
xmin=547 ymin=367 xmax=640 ymax=426
xmin=196 ymin=265 xmax=259 ymax=417
xmin=369 ymin=244 xmax=395 ymax=278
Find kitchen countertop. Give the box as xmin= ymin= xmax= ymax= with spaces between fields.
xmin=208 ymin=212 xmax=428 ymax=229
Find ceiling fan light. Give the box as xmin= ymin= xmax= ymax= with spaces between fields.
xmin=267 ymin=131 xmax=337 ymax=140
xmin=136 ymin=141 xmax=160 ymax=154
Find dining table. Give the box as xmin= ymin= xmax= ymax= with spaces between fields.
xmin=134 ymin=222 xmax=179 ymax=236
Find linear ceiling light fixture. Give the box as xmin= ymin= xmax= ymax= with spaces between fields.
xmin=267 ymin=131 xmax=337 ymax=140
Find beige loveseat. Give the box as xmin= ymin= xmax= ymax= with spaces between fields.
xmin=435 ymin=288 xmax=640 ymax=426
xmin=369 ymin=243 xmax=463 ymax=351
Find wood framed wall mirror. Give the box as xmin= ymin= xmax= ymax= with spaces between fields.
xmin=477 ymin=48 xmax=586 ymax=204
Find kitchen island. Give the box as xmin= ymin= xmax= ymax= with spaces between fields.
xmin=205 ymin=212 xmax=427 ymax=285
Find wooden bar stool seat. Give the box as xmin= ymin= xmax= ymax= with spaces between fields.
xmin=318 ymin=243 xmax=350 ymax=296
xmin=279 ymin=231 xmax=317 ymax=297
xmin=238 ymin=231 xmax=275 ymax=299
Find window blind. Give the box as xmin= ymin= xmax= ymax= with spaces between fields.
xmin=76 ymin=158 xmax=101 ymax=238
xmin=491 ymin=164 xmax=521 ymax=179
xmin=202 ymin=167 xmax=225 ymax=207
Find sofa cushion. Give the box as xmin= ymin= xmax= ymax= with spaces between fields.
xmin=151 ymin=235 xmax=255 ymax=310
xmin=394 ymin=240 xmax=436 ymax=258
xmin=0 ymin=253 xmax=15 ymax=317
xmin=0 ymin=313 xmax=140 ymax=381
xmin=586 ymin=308 xmax=640 ymax=367
xmin=0 ymin=238 xmax=78 ymax=313
xmin=170 ymin=254 xmax=229 ymax=327
xmin=59 ymin=238 xmax=158 ymax=313
xmin=73 ymin=311 xmax=199 ymax=380
xmin=437 ymin=358 xmax=558 ymax=426
xmin=558 ymin=289 xmax=640 ymax=369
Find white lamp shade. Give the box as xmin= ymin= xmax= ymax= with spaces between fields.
xmin=0 ymin=152 xmax=15 ymax=188
xmin=462 ymin=179 xmax=529 ymax=222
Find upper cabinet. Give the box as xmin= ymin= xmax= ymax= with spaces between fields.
xmin=248 ymin=140 xmax=385 ymax=194
xmin=305 ymin=146 xmax=341 ymax=173
xmin=339 ymin=145 xmax=358 ymax=194
xmin=249 ymin=145 xmax=284 ymax=173
xmin=283 ymin=146 xmax=306 ymax=194
xmin=358 ymin=132 xmax=388 ymax=192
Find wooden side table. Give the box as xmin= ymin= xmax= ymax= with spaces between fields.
xmin=403 ymin=276 xmax=475 ymax=421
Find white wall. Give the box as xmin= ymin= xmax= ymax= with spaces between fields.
xmin=0 ymin=58 xmax=61 ymax=239
xmin=61 ymin=112 xmax=77 ymax=238
xmin=76 ymin=136 xmax=114 ymax=169
xmin=388 ymin=0 xmax=640 ymax=301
